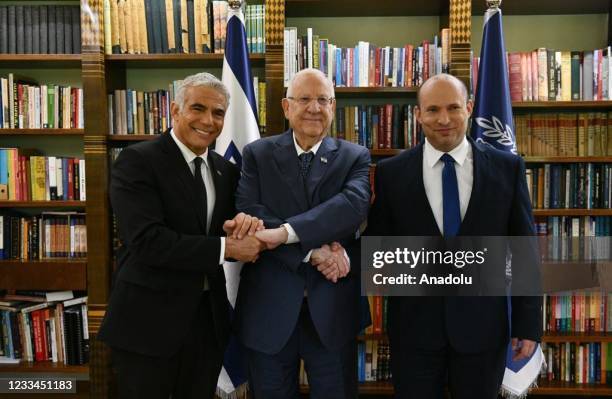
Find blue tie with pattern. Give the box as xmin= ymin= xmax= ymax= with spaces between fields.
xmin=441 ymin=153 xmax=461 ymax=237
xmin=299 ymin=152 xmax=314 ymax=178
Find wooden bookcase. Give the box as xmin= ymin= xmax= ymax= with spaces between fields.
xmin=1 ymin=0 xmax=610 ymax=398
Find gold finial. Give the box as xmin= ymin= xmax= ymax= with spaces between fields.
xmin=486 ymin=0 xmax=501 ymax=9
xmin=228 ymin=0 xmax=243 ymax=9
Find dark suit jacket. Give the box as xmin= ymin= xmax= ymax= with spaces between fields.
xmin=367 ymin=138 xmax=542 ymax=353
xmin=234 ymin=130 xmax=371 ymax=355
xmin=98 ymin=131 xmax=240 ymax=358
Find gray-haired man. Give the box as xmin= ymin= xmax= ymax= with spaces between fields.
xmin=99 ymin=72 xmax=263 ymax=399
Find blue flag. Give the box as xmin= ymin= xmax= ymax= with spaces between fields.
xmin=215 ymin=3 xmax=260 ymax=398
xmin=470 ymin=8 xmax=516 ymax=155
xmin=470 ymin=7 xmax=545 ymax=398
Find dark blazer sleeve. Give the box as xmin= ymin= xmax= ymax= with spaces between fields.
xmin=111 ymin=146 xmax=222 ymax=274
xmin=236 ymin=144 xmax=310 ymax=271
xmin=286 ymin=146 xmax=371 ymax=251
xmin=508 ymin=156 xmax=543 ymax=342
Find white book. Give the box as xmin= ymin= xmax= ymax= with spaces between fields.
xmin=64 ymin=296 xmax=87 ymax=308
xmin=48 ymin=156 xmax=57 ymax=200
xmin=56 ymin=157 xmax=63 ymax=200
xmin=79 ymin=159 xmax=86 ymax=201
xmin=1 ymin=78 xmax=8 ymax=128
xmin=78 ymin=89 xmax=84 ymax=128
xmin=41 ymin=85 xmax=47 ymax=128
xmin=284 ymin=28 xmax=290 ymax=86
xmin=8 ymin=74 xmax=14 ymax=128
xmin=307 ymin=27 xmax=313 ymax=69
xmin=81 ymin=303 xmax=89 ymax=340
xmin=45 ymin=291 xmax=74 ymax=302
xmin=49 ymin=320 xmax=58 ymax=362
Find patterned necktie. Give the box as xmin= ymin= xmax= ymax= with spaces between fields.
xmin=441 ymin=153 xmax=461 ymax=237
xmin=299 ymin=152 xmax=314 ymax=178
xmin=193 ymin=156 xmax=208 ymax=232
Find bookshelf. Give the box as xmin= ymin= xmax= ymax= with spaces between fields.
xmin=0 ymin=0 xmax=606 ymax=398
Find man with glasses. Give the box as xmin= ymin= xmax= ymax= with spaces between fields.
xmin=234 ymin=68 xmax=371 ymax=398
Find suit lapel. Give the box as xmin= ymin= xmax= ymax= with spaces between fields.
xmin=160 ymin=131 xmax=207 ymax=232
xmin=306 ymin=136 xmax=338 ymax=203
xmin=458 ymin=139 xmax=488 ymax=235
xmin=208 ymin=152 xmax=229 ymax=235
xmin=272 ymin=130 xmax=309 ymax=211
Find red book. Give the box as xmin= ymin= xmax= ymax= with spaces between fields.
xmin=375 ymin=48 xmax=381 ymax=87
xmin=377 ymin=106 xmax=384 ymax=149
xmin=67 ymin=159 xmax=74 ymax=200
xmin=508 ymin=52 xmax=523 ymax=102
xmin=31 ymin=309 xmax=46 ymax=361
xmin=385 ymin=104 xmax=393 ymax=149
xmin=373 ymin=296 xmax=383 ymax=334
xmin=422 ymin=41 xmax=430 ymax=81
xmin=405 ymin=44 xmax=413 ymax=87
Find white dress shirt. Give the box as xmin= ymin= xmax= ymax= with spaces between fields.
xmin=422 ymin=136 xmax=473 ymax=235
xmin=282 ymin=133 xmax=350 ymax=269
xmin=170 ymin=130 xmax=224 ymax=291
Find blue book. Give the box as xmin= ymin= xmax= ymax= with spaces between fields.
xmin=357 ymin=341 xmax=365 ymax=382
xmin=0 ymin=149 xmax=7 ymax=199
xmin=335 ymin=48 xmax=342 ymax=86
xmin=126 ymin=90 xmax=133 ymax=134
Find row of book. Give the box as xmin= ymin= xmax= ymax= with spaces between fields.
xmin=0 ymin=212 xmax=87 ymax=260
xmin=364 ymin=296 xmax=387 ymax=335
xmin=0 ymin=75 xmax=84 ymax=129
xmin=108 ymin=78 xmax=267 ymax=135
xmin=514 ymin=112 xmax=612 ymax=157
xmin=478 ymin=48 xmax=612 ymax=102
xmin=330 ymin=104 xmax=423 ymax=150
xmin=525 ymin=163 xmax=612 ymax=210
xmin=0 ymin=150 xmax=86 ymax=202
xmin=104 ymin=0 xmax=265 ymax=55
xmin=284 ymin=28 xmax=450 ymax=88
xmin=0 ymin=292 xmax=88 ymax=365
xmin=543 ymin=292 xmax=611 ymax=333
xmin=358 ymin=340 xmax=391 ymax=383
xmin=0 ymin=6 xmax=81 ymax=55
xmin=535 ymin=216 xmax=611 ymax=262
xmin=540 ymin=342 xmax=611 ymax=385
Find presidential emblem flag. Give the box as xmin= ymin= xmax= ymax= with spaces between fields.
xmin=215 ymin=2 xmax=260 ymax=397
xmin=470 ymin=5 xmax=545 ymax=398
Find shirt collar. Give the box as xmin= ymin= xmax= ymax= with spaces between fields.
xmin=170 ymin=129 xmax=209 ymax=168
xmin=423 ymin=135 xmax=469 ymax=169
xmin=292 ymin=131 xmax=323 ymax=156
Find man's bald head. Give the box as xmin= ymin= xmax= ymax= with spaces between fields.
xmin=286 ymin=68 xmax=335 ymax=98
xmin=417 ymin=73 xmax=469 ymax=106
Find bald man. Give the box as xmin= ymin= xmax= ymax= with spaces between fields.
xmin=234 ymin=68 xmax=371 ymax=398
xmin=366 ymin=74 xmax=542 ymax=398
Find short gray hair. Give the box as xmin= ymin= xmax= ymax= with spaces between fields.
xmin=174 ymin=72 xmax=230 ymax=110
xmin=286 ymin=68 xmax=335 ymax=98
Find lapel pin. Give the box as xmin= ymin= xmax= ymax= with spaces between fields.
xmin=320 ymin=157 xmax=328 ymax=164
xmin=216 ymin=170 xmax=222 ymax=176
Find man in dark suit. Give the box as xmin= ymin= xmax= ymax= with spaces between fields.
xmin=367 ymin=74 xmax=542 ymax=399
xmin=234 ymin=68 xmax=371 ymax=398
xmin=98 ymin=72 xmax=264 ymax=399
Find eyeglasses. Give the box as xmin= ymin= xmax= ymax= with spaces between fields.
xmin=286 ymin=96 xmax=335 ymax=107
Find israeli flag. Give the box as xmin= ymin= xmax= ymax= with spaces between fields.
xmin=470 ymin=6 xmax=545 ymax=398
xmin=215 ymin=3 xmax=260 ymax=398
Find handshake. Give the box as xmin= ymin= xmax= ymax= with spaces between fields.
xmin=222 ymin=213 xmax=349 ymax=283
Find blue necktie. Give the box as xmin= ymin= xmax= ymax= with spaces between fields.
xmin=299 ymin=152 xmax=314 ymax=178
xmin=441 ymin=153 xmax=461 ymax=237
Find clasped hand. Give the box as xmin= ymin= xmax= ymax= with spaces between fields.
xmin=223 ymin=218 xmax=349 ymax=283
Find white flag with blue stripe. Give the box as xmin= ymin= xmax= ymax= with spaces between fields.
xmin=470 ymin=6 xmax=545 ymax=399
xmin=215 ymin=3 xmax=260 ymax=398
